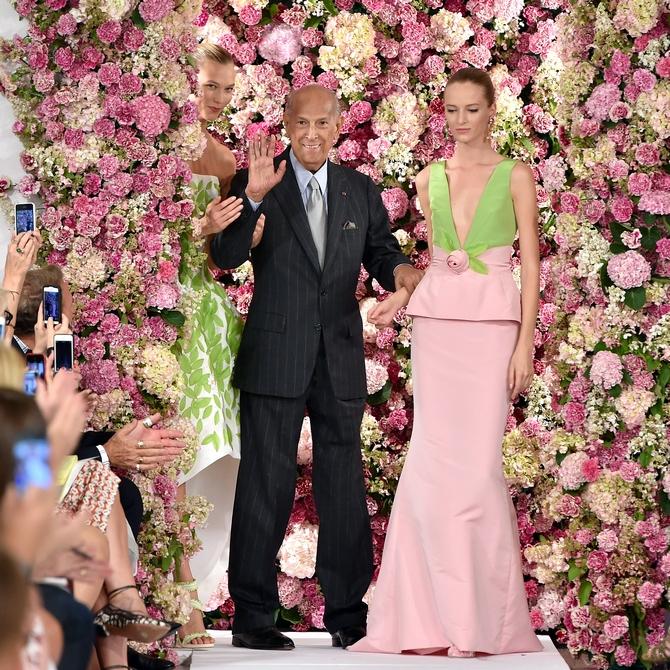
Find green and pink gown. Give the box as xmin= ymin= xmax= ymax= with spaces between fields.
xmin=177 ymin=173 xmax=243 ymax=607
xmin=352 ymin=159 xmax=542 ymax=655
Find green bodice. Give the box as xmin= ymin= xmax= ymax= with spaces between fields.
xmin=429 ymin=159 xmax=517 ymax=274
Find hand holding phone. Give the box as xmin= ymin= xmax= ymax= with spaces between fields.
xmin=26 ymin=353 xmax=46 ymax=380
xmin=15 ymin=203 xmax=36 ymax=234
xmin=53 ymin=333 xmax=74 ymax=372
xmin=43 ymin=286 xmax=62 ymax=324
xmin=13 ymin=437 xmax=52 ymax=493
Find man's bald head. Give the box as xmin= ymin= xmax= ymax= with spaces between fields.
xmin=285 ymin=85 xmax=341 ymax=119
xmin=283 ymin=85 xmax=342 ymax=172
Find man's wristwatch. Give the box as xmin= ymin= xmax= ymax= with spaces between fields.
xmin=96 ymin=444 xmax=110 ymax=467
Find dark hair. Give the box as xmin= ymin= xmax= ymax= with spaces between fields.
xmin=0 ymin=389 xmax=47 ymax=500
xmin=445 ymin=67 xmax=495 ymax=106
xmin=14 ymin=265 xmax=64 ymax=336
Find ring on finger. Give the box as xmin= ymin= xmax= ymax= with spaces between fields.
xmin=136 ymin=463 xmax=140 ymax=473
xmin=142 ymin=417 xmax=154 ymax=429
xmin=16 ymin=246 xmax=24 ymax=254
xmin=137 ymin=440 xmax=144 ymax=449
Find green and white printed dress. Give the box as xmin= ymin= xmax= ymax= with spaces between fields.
xmin=178 ymin=174 xmax=243 ymax=607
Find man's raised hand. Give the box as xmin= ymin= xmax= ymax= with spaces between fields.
xmin=245 ymin=135 xmax=287 ymax=203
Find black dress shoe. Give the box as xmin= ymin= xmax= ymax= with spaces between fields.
xmin=128 ymin=647 xmax=175 ymax=670
xmin=232 ymin=626 xmax=295 ymax=650
xmin=331 ymin=625 xmax=367 ymax=649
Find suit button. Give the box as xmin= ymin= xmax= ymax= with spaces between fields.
xmin=314 ymin=323 xmax=322 ymax=331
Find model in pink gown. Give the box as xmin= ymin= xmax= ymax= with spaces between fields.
xmin=350 ymin=159 xmax=542 ymax=656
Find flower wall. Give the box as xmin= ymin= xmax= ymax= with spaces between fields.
xmin=0 ymin=0 xmax=215 ymax=636
xmin=2 ymin=0 xmax=669 ymax=665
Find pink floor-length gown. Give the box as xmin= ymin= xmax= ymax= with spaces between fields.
xmin=351 ymin=159 xmax=542 ymax=656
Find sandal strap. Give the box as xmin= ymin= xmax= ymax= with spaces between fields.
xmin=177 ymin=580 xmax=204 ymax=610
xmin=180 ymin=632 xmax=214 ymax=645
xmin=177 ymin=580 xmax=198 ymax=591
xmin=107 ymin=585 xmax=138 ymax=601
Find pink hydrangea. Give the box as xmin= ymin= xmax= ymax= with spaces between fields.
xmin=558 ymin=451 xmax=589 ymax=489
xmin=610 ymin=195 xmax=634 ymax=222
xmin=632 ymin=68 xmax=656 ymax=92
xmin=586 ymin=550 xmax=609 ymax=572
xmin=562 ymin=401 xmax=585 ymax=430
xmin=139 ymin=0 xmax=173 ymax=22
xmin=606 ymin=251 xmax=651 ymax=289
xmin=585 ymin=83 xmax=621 ymax=121
xmin=637 ymin=582 xmax=664 ymax=609
xmin=97 ymin=20 xmax=122 ymax=43
xmin=597 ymin=529 xmax=618 ymax=552
xmin=239 ymin=5 xmax=262 ymax=25
xmin=656 ymin=56 xmax=670 ymax=78
xmin=365 ymin=358 xmax=388 ymax=395
xmin=656 ymin=238 xmax=670 ymax=260
xmin=381 ymin=188 xmax=409 ymax=222
xmin=131 ymin=95 xmax=171 ymax=137
xmin=639 ymin=191 xmax=670 ymax=215
xmin=590 ymin=350 xmax=623 ymax=389
xmin=635 ymin=143 xmax=660 ymax=166
xmin=628 ymin=172 xmax=652 ymax=195
xmin=603 ymin=615 xmax=629 ymax=641
xmin=258 ymin=24 xmax=302 ymax=65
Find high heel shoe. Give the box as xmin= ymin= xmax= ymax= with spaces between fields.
xmin=94 ymin=585 xmax=180 ymax=643
xmin=447 ymin=646 xmax=475 ymax=658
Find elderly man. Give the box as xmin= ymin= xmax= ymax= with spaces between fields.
xmin=210 ymin=85 xmax=422 ymax=651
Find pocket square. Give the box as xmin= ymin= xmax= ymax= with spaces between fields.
xmin=342 ymin=220 xmax=357 ymax=230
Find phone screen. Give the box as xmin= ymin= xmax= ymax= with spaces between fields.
xmin=43 ymin=287 xmax=61 ymax=323
xmin=23 ymin=371 xmax=37 ymax=396
xmin=13 ymin=438 xmax=51 ymax=492
xmin=0 ymin=315 xmax=5 ymax=340
xmin=26 ymin=355 xmax=46 ymax=380
xmin=54 ymin=336 xmax=74 ymax=371
xmin=15 ymin=204 xmax=35 ymax=233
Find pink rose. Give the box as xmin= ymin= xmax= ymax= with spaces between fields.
xmin=586 ymin=550 xmax=608 ymax=572
xmin=446 ymin=249 xmax=469 ymax=274
xmin=637 ymin=582 xmax=664 ymax=608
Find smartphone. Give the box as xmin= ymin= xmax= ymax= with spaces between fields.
xmin=13 ymin=437 xmax=51 ymax=493
xmin=26 ymin=353 xmax=46 ymax=380
xmin=15 ymin=203 xmax=35 ymax=234
xmin=0 ymin=314 xmax=5 ymax=341
xmin=23 ymin=371 xmax=37 ymax=396
xmin=53 ymin=333 xmax=74 ymax=371
xmin=43 ymin=286 xmax=62 ymax=323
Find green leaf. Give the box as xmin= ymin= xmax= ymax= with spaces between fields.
xmin=609 ymin=384 xmax=622 ymax=398
xmin=568 ymin=560 xmax=586 ymax=581
xmin=322 ymin=0 xmax=338 ymax=14
xmin=278 ymin=607 xmax=302 ymax=624
xmin=641 ymin=225 xmax=661 ymax=251
xmin=600 ymin=263 xmax=613 ymax=290
xmin=609 ymin=221 xmax=629 ymax=242
xmin=609 ymin=242 xmax=628 ymax=254
xmin=638 ymin=449 xmax=652 ymax=468
xmin=657 ymin=364 xmax=670 ymax=390
xmin=578 ymin=580 xmax=593 ymax=606
xmin=367 ymin=380 xmax=392 ymax=406
xmin=661 ymin=491 xmax=670 ymax=516
xmin=624 ymin=286 xmax=646 ymax=310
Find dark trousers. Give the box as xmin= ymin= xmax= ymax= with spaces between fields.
xmin=228 ymin=344 xmax=373 ymax=634
xmin=118 ymin=476 xmax=143 ymax=540
xmin=37 ymin=584 xmax=94 ymax=670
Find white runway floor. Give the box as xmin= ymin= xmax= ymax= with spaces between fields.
xmin=186 ymin=631 xmax=569 ymax=669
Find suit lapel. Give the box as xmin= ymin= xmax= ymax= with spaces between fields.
xmin=271 ymin=149 xmax=321 ymax=274
xmin=323 ymin=162 xmax=347 ymax=275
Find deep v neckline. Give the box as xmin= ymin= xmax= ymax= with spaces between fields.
xmin=441 ymin=160 xmax=506 ymax=249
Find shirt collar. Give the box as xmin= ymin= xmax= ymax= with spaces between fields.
xmin=290 ymin=148 xmax=328 ymax=198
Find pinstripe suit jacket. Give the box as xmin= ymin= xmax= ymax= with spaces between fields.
xmin=210 ymin=148 xmax=408 ymax=400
